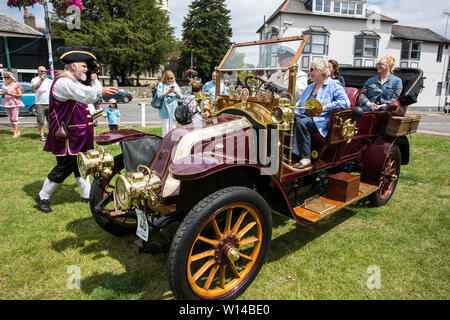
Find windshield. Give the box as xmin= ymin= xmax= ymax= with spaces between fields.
xmin=217 ymin=36 xmax=307 ymax=91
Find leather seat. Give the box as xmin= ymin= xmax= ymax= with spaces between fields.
xmin=344 ymin=87 xmax=360 ymax=109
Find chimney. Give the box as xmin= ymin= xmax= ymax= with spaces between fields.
xmin=24 ymin=8 xmax=37 ymax=30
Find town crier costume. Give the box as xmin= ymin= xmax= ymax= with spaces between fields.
xmin=35 ymin=46 xmax=118 ymax=213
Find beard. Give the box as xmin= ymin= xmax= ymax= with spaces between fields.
xmin=74 ymin=64 xmax=87 ymax=81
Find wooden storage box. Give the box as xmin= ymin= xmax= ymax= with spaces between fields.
xmin=384 ymin=115 xmax=421 ymax=137
xmin=327 ymin=172 xmax=360 ymax=202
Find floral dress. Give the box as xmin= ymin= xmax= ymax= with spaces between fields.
xmin=1 ymin=83 xmax=24 ymax=124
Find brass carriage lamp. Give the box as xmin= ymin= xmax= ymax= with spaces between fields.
xmin=271 ymin=98 xmax=295 ymax=131
xmin=115 ymin=165 xmax=162 ymax=210
xmin=77 ymin=148 xmax=114 ymax=179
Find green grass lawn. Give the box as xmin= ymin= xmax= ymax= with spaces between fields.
xmin=0 ymin=127 xmax=448 ymax=300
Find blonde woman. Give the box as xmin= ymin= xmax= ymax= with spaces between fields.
xmin=156 ymin=70 xmax=182 ymax=137
xmin=360 ymin=55 xmax=403 ymax=111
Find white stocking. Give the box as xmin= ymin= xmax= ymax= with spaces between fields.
xmin=76 ymin=176 xmax=91 ymax=199
xmin=39 ymin=178 xmax=59 ymax=200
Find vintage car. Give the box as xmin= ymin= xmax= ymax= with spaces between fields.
xmin=77 ymin=35 xmax=423 ymax=300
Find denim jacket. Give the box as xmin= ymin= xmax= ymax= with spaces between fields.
xmin=296 ymin=77 xmax=350 ymax=137
xmin=359 ymin=74 xmax=403 ymax=107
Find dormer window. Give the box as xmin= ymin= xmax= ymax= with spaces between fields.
xmin=303 ymin=26 xmax=330 ymax=55
xmin=314 ymin=1 xmax=365 ymax=16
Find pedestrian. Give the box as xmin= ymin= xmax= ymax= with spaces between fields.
xmin=328 ymin=59 xmax=346 ymax=87
xmin=105 ymin=98 xmax=120 ymax=130
xmin=156 ymin=70 xmax=182 ymax=137
xmin=202 ymin=71 xmax=228 ymax=101
xmin=1 ymin=71 xmax=24 ymax=138
xmin=182 ymin=80 xmax=203 ymax=124
xmin=35 ymin=46 xmax=118 ymax=213
xmin=31 ymin=66 xmax=53 ymax=141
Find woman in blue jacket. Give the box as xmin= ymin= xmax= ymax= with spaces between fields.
xmin=289 ymin=59 xmax=350 ymax=171
xmin=157 ymin=70 xmax=182 ymax=137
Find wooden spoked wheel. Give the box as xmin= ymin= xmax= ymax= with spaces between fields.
xmin=187 ymin=203 xmax=263 ymax=298
xmin=168 ymin=186 xmax=272 ymax=300
xmin=369 ymin=145 xmax=401 ymax=207
xmin=89 ymin=154 xmax=137 ymax=236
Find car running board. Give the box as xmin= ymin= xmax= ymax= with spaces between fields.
xmin=294 ymin=182 xmax=379 ymax=223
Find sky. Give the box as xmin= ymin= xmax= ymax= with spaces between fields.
xmin=1 ymin=0 xmax=449 ymax=43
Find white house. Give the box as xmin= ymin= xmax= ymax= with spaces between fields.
xmin=257 ymin=0 xmax=450 ymax=108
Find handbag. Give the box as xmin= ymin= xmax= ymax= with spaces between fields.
xmin=151 ymin=86 xmax=164 ymax=109
xmin=175 ymin=97 xmax=196 ymax=125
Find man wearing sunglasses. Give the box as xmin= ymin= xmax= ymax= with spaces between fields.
xmin=31 ymin=66 xmax=53 ymax=142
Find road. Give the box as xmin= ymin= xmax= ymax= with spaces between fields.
xmin=1 ymin=101 xmax=449 ymax=137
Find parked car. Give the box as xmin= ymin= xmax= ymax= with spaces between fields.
xmin=102 ymin=89 xmax=132 ymax=103
xmin=77 ymin=35 xmax=423 ymax=300
xmin=0 ymin=82 xmax=37 ymax=116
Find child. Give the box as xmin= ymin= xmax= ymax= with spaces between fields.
xmin=105 ymin=98 xmax=121 ymax=130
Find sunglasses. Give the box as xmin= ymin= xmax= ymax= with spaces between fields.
xmin=309 ymin=68 xmax=317 ymax=72
xmin=167 ymin=77 xmax=174 ymax=80
xmin=3 ymin=76 xmax=10 ymax=79
xmin=376 ymin=63 xmax=385 ymax=67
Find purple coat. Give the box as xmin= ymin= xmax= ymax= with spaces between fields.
xmin=43 ymin=74 xmax=94 ymax=156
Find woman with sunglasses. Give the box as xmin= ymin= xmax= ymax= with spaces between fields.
xmin=156 ymin=70 xmax=182 ymax=137
xmin=287 ymin=59 xmax=350 ymax=171
xmin=1 ymin=72 xmax=24 ymax=138
xmin=360 ymin=56 xmax=403 ymax=111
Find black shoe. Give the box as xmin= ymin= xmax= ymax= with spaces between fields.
xmin=35 ymin=194 xmax=52 ymax=213
xmin=81 ymin=198 xmax=90 ymax=203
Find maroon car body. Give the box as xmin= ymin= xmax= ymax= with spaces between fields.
xmin=78 ymin=36 xmax=423 ymax=300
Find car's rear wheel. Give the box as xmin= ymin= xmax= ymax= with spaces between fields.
xmin=122 ymin=96 xmax=130 ymax=103
xmin=369 ymin=145 xmax=401 ymax=207
xmin=168 ymin=186 xmax=272 ymax=300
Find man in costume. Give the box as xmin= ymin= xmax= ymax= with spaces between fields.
xmin=35 ymin=46 xmax=118 ymax=213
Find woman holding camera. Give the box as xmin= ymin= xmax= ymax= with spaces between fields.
xmin=157 ymin=70 xmax=182 ymax=137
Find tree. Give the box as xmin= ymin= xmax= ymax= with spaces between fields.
xmin=50 ymin=0 xmax=177 ymax=85
xmin=180 ymin=0 xmax=232 ymax=82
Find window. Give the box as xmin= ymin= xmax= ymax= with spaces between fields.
xmin=341 ymin=1 xmax=348 ymax=14
xmin=401 ymin=40 xmax=422 ymax=60
xmin=356 ymin=3 xmax=363 ymax=14
xmin=303 ymin=27 xmax=330 ymax=55
xmin=334 ymin=1 xmax=341 ymax=13
xmin=22 ymin=85 xmax=33 ymax=93
xmin=437 ymin=44 xmax=444 ymax=63
xmin=354 ymin=32 xmax=380 ymax=58
xmin=324 ymin=0 xmax=331 ymax=12
xmin=348 ymin=2 xmax=355 ymax=14
xmin=316 ymin=0 xmax=323 ymax=11
xmin=436 ymin=82 xmax=443 ymax=96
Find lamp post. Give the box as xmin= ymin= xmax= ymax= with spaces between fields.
xmin=43 ymin=0 xmax=55 ymax=80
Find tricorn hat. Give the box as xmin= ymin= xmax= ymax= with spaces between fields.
xmin=277 ymin=46 xmax=296 ymax=58
xmin=55 ymin=46 xmax=104 ymax=65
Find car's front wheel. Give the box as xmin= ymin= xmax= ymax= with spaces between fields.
xmin=167 ymin=186 xmax=272 ymax=300
xmin=122 ymin=96 xmax=130 ymax=103
xmin=29 ymin=105 xmax=37 ymax=116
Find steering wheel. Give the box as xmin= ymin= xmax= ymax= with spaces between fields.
xmin=244 ymin=75 xmax=267 ymax=90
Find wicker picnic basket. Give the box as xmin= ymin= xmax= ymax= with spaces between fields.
xmin=384 ymin=114 xmax=421 ymax=137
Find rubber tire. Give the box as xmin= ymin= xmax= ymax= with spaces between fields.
xmin=369 ymin=145 xmax=401 ymax=207
xmin=29 ymin=105 xmax=37 ymax=116
xmin=122 ymin=96 xmax=130 ymax=103
xmin=167 ymin=186 xmax=272 ymax=300
xmin=89 ymin=154 xmax=137 ymax=236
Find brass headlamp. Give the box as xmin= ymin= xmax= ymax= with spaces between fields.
xmin=115 ymin=165 xmax=162 ymax=210
xmin=77 ymin=147 xmax=114 ymax=179
xmin=271 ymin=98 xmax=295 ymax=131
